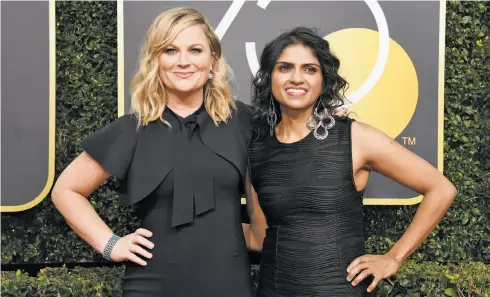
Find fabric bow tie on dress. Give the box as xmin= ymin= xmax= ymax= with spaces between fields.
xmin=171 ymin=112 xmax=215 ymax=228
xmin=182 ymin=116 xmax=198 ymax=140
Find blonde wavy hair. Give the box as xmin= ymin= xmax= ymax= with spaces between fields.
xmin=130 ymin=7 xmax=235 ymax=126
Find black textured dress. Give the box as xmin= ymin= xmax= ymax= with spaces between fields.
xmin=249 ymin=117 xmax=373 ymax=297
xmin=82 ymin=101 xmax=253 ymax=297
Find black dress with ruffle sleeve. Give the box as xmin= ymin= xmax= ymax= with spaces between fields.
xmin=82 ymin=101 xmax=254 ymax=297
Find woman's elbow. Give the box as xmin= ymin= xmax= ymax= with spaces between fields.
xmin=51 ymin=173 xmax=77 ymax=206
xmin=446 ymin=182 xmax=457 ymax=202
xmin=51 ymin=179 xmax=67 ymax=206
xmin=438 ymin=178 xmax=457 ymax=206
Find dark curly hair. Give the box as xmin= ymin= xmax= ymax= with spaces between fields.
xmin=251 ymin=27 xmax=349 ymax=138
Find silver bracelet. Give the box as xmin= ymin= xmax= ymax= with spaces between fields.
xmin=102 ymin=234 xmax=120 ymax=261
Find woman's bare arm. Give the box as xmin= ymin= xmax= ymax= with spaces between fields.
xmin=242 ymin=173 xmax=268 ymax=251
xmin=52 ymin=152 xmax=153 ymax=264
xmin=347 ymin=122 xmax=456 ymax=292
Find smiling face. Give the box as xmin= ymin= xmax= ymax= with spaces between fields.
xmin=271 ymin=43 xmax=323 ymax=112
xmin=158 ymin=24 xmax=214 ymax=95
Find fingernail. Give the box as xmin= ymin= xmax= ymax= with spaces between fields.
xmin=367 ymin=289 xmax=371 ymax=292
xmin=346 ymin=277 xmax=351 ymax=282
xmin=351 ymin=282 xmax=356 ymax=286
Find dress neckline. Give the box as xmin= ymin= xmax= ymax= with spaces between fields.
xmin=272 ymin=115 xmax=344 ymax=145
xmin=273 ymin=130 xmax=313 ymax=145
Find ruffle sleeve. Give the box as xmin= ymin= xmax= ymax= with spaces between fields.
xmin=81 ymin=114 xmax=139 ymax=180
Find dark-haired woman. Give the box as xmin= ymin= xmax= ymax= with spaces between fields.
xmin=242 ymin=27 xmax=456 ymax=297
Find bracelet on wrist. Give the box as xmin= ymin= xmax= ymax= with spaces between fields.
xmin=102 ymin=234 xmax=120 ymax=261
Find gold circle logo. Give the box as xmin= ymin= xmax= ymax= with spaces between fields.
xmin=325 ymin=28 xmax=418 ymax=138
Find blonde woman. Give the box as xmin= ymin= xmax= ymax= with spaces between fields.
xmin=52 ymin=8 xmax=254 ymax=297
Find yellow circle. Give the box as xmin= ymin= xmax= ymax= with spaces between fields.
xmin=325 ymin=28 xmax=418 ymax=138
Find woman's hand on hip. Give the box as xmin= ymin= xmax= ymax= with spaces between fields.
xmin=110 ymin=228 xmax=154 ymax=266
xmin=346 ymin=253 xmax=401 ymax=293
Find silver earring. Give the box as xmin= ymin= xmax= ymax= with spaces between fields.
xmin=307 ymin=100 xmax=335 ymax=140
xmin=208 ymin=72 xmax=213 ymax=80
xmin=267 ymin=95 xmax=277 ymax=136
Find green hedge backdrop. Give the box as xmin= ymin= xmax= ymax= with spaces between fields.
xmin=1 ymin=1 xmax=489 ymax=296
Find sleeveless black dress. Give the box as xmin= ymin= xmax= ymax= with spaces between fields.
xmin=82 ymin=101 xmax=253 ymax=297
xmin=249 ymin=117 xmax=373 ymax=297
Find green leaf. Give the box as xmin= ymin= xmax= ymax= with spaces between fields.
xmin=460 ymin=15 xmax=471 ymax=23
xmin=445 ymin=288 xmax=458 ymax=297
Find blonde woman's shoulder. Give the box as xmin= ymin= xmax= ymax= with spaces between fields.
xmin=81 ymin=113 xmax=140 ymax=180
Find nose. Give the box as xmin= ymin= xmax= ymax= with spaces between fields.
xmin=289 ymin=69 xmax=304 ymax=84
xmin=177 ymin=52 xmax=190 ymax=68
